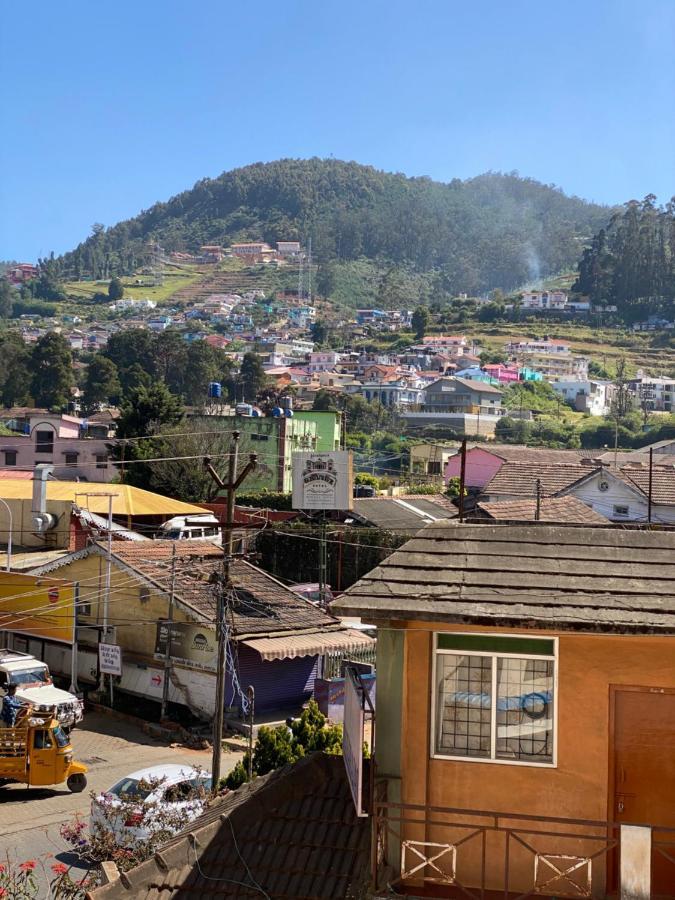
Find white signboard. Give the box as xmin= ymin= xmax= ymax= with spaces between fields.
xmin=292 ymin=451 xmax=353 ymax=511
xmin=99 ymin=643 xmax=122 ymax=676
xmin=343 ymin=667 xmax=367 ymax=817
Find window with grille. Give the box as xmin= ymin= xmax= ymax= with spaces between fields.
xmin=3 ymin=450 xmax=17 ymax=466
xmin=433 ymin=633 xmax=556 ymax=765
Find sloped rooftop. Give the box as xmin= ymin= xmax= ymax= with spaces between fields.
xmin=333 ymin=521 xmax=675 ymax=634
xmin=476 ymin=495 xmax=610 ymax=525
xmin=88 ymin=753 xmax=370 ymax=900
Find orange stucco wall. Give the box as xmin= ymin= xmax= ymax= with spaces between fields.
xmin=393 ymin=621 xmax=675 ymax=893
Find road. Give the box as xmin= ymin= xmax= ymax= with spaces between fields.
xmin=0 ymin=711 xmax=243 ymax=894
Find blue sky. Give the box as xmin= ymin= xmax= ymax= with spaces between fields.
xmin=1 ymin=0 xmax=674 ymax=261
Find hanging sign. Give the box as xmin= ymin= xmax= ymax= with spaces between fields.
xmin=292 ymin=451 xmax=353 ymax=511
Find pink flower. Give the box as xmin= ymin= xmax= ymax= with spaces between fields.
xmin=0 ymin=887 xmax=7 ymax=898
xmin=19 ymin=861 xmax=36 ymax=871
xmin=0 ymin=864 xmax=5 ymax=872
xmin=51 ymin=863 xmax=68 ymax=875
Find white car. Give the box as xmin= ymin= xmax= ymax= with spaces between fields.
xmin=90 ymin=764 xmax=211 ymax=847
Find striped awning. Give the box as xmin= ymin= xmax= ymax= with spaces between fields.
xmin=242 ymin=629 xmax=375 ymax=662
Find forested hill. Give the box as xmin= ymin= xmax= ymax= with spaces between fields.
xmin=60 ymin=158 xmax=610 ymax=293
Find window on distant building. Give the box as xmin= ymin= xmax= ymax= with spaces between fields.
xmin=433 ymin=633 xmax=556 ymax=766
xmin=95 ymin=454 xmax=108 ymax=469
xmin=3 ymin=450 xmax=17 ymax=467
xmin=35 ymin=430 xmax=54 ymax=455
xmin=613 ymin=505 xmax=629 ymax=517
xmin=428 ymin=461 xmax=442 ymax=475
xmin=64 ymin=452 xmax=78 ymax=467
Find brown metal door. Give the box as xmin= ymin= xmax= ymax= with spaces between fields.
xmin=612 ymin=688 xmax=675 ymax=895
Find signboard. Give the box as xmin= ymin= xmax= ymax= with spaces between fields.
xmin=99 ymin=643 xmax=122 ymax=676
xmin=343 ymin=666 xmax=367 ymax=818
xmin=154 ymin=622 xmax=217 ymax=671
xmin=292 ymin=451 xmax=353 ymax=511
xmin=0 ymin=571 xmax=76 ymax=644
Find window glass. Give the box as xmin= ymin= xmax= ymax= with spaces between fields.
xmin=495 ymin=657 xmax=554 ymax=763
xmin=109 ymin=777 xmax=152 ymax=800
xmin=11 ymin=667 xmax=49 ymax=685
xmin=435 ymin=635 xmax=556 ymax=765
xmin=53 ymin=726 xmax=70 ymax=748
xmin=4 ymin=451 xmax=17 ymax=466
xmin=435 ymin=653 xmax=492 ymax=758
xmin=65 ymin=452 xmax=78 ymax=466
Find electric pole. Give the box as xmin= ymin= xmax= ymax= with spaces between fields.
xmin=203 ymin=433 xmax=257 ymax=794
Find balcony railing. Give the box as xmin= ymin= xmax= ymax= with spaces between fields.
xmin=372 ymin=796 xmax=675 ymax=899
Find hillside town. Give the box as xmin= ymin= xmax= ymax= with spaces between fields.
xmin=3 ymin=0 xmax=675 ymax=895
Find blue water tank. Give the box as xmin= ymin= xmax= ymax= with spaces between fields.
xmin=271 ymin=407 xmax=284 ymax=417
xmin=284 ymin=408 xmax=294 ymax=417
xmin=208 ymin=381 xmax=222 ymax=399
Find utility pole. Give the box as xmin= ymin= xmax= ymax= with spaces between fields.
xmin=247 ymin=685 xmax=255 ymax=781
xmin=535 ymin=479 xmax=542 ymax=521
xmin=458 ymin=438 xmax=467 ymax=522
xmin=160 ymin=545 xmax=177 ymax=721
xmin=647 ymin=448 xmax=653 ymax=525
xmin=318 ymin=511 xmax=328 ymax=609
xmin=203 ymin=433 xmax=257 ymax=795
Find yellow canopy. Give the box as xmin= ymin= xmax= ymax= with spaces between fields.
xmin=0 ymin=479 xmax=206 ymax=517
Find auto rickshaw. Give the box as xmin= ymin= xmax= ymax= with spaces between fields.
xmin=0 ymin=707 xmax=87 ymax=792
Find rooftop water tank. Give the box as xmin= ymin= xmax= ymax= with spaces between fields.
xmin=208 ymin=381 xmax=222 ymax=399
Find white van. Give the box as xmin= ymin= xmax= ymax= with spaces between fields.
xmin=0 ymin=650 xmax=84 ymax=728
xmin=155 ymin=515 xmax=222 ymax=545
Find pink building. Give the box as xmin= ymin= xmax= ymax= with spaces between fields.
xmin=444 ymin=446 xmax=506 ymax=489
xmin=0 ymin=412 xmax=114 ymax=482
xmin=482 ymin=364 xmax=520 ymax=384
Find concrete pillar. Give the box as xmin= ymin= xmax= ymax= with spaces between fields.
xmin=620 ymin=824 xmax=651 ymax=900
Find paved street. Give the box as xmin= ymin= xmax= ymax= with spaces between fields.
xmin=0 ymin=711 xmax=243 ymax=893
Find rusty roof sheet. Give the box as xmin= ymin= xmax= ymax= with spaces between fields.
xmin=476 ymin=496 xmax=611 ymax=525
xmin=104 ymin=542 xmax=342 ymax=638
xmin=333 ymin=521 xmax=675 ymax=634
xmin=88 ymin=753 xmax=370 ymax=900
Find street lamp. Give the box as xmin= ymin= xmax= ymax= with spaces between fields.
xmin=0 ymin=498 xmax=12 ymax=571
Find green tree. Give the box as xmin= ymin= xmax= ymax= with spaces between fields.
xmin=105 ymin=329 xmax=157 ymax=378
xmin=83 ymin=354 xmax=121 ymax=412
xmin=116 ymin=383 xmax=184 ymax=439
xmin=183 ymin=342 xmax=235 ymax=405
xmin=239 ymin=352 xmax=268 ymax=401
xmin=108 ymin=276 xmax=124 ymax=301
xmin=0 ymin=279 xmax=16 ymax=317
xmin=152 ymin=330 xmax=188 ymax=394
xmin=30 ymin=332 xmax=74 ymax=409
xmin=310 ymin=320 xmax=328 ymax=344
xmin=411 ymin=305 xmax=429 ymax=340
xmin=0 ymin=334 xmax=32 ymax=406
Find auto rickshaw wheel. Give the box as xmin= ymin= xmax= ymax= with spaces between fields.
xmin=67 ymin=773 xmax=87 ymax=793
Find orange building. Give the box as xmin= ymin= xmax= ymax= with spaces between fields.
xmin=334 ymin=523 xmax=675 ymax=898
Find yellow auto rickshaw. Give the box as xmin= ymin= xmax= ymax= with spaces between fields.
xmin=0 ymin=708 xmax=87 ymax=792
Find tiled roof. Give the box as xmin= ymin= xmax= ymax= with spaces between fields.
xmin=476 ymin=496 xmax=610 ymax=525
xmin=619 ymin=464 xmax=675 ymax=505
xmin=483 ymin=462 xmax=597 ymax=497
xmin=88 ymin=753 xmax=371 ymax=900
xmin=479 ymin=445 xmax=586 ymax=465
xmin=334 ymin=521 xmax=675 ymax=634
xmin=104 ymin=542 xmax=342 ymax=638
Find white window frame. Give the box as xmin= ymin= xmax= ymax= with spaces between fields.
xmin=430 ymin=632 xmax=558 ymax=768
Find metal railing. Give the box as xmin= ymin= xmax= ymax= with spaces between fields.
xmin=372 ymin=797 xmax=675 ymax=899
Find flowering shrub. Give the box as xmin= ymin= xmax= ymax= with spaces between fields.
xmin=0 ymin=858 xmax=92 ymax=900
xmin=61 ymin=771 xmax=209 ymax=875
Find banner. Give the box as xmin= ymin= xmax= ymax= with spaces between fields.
xmin=0 ymin=571 xmax=76 ymax=644
xmin=292 ymin=451 xmax=353 ymax=511
xmin=155 ymin=622 xmax=217 ymax=671
xmin=343 ymin=666 xmax=367 ymax=817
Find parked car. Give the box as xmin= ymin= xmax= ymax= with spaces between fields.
xmin=155 ymin=514 xmax=222 ymax=545
xmin=289 ymin=582 xmax=334 ymax=606
xmin=0 ymin=650 xmax=84 ymax=729
xmin=90 ymin=764 xmax=211 ymax=847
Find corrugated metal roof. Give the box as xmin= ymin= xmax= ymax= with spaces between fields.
xmin=243 ymin=628 xmax=374 ymax=661
xmin=0 ymin=479 xmax=206 ymax=516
